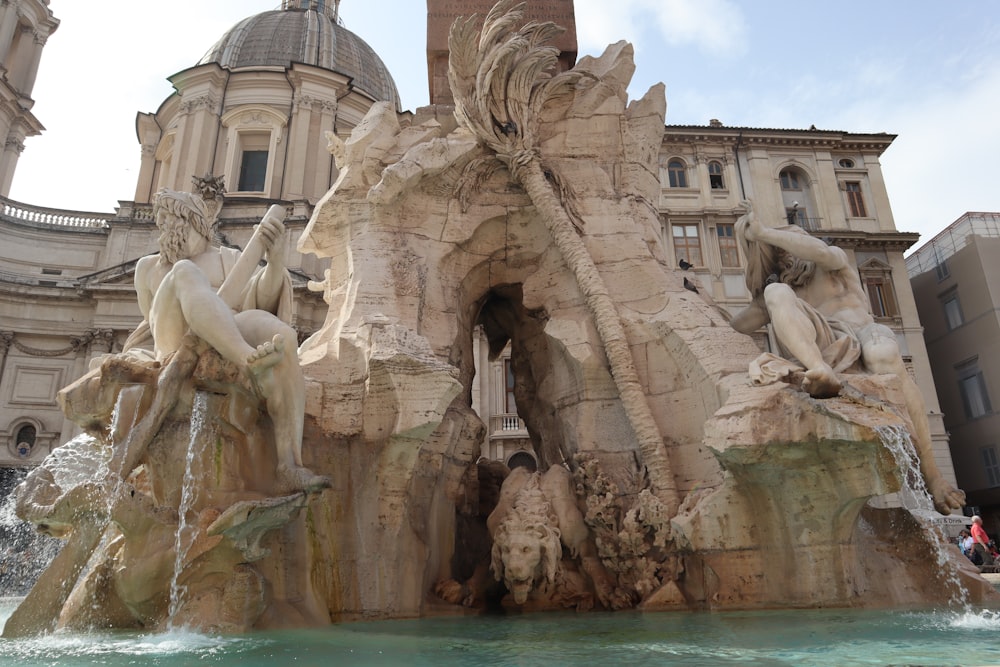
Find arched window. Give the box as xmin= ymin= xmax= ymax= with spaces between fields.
xmin=14 ymin=423 xmax=35 ymax=458
xmin=667 ymin=159 xmax=688 ymax=188
xmin=779 ymin=169 xmax=801 ymax=191
xmin=708 ymin=161 xmax=725 ymax=189
xmin=506 ymin=451 xmax=537 ymax=472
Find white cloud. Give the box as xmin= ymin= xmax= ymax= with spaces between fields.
xmin=575 ymin=0 xmax=747 ymax=57
xmin=843 ymin=60 xmax=1000 ymax=244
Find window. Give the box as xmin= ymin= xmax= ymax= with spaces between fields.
xmin=845 ymin=181 xmax=867 ymax=217
xmin=838 ymin=158 xmax=855 ymax=168
xmin=708 ymin=161 xmax=725 ymax=189
xmin=942 ymin=292 xmax=963 ymax=330
xmin=221 ymin=106 xmax=288 ymax=197
xmin=14 ymin=423 xmax=35 ymax=458
xmin=982 ymin=446 xmax=1000 ymax=487
xmin=672 ymin=223 xmax=703 ymax=267
xmin=957 ymin=359 xmax=992 ymax=419
xmin=785 ymin=206 xmax=806 ymax=226
xmin=504 ymin=358 xmax=517 ymax=414
xmin=864 ymin=276 xmax=898 ymax=318
xmin=779 ymin=169 xmax=801 ymax=191
xmin=934 ymin=246 xmax=950 ymax=281
xmin=717 ymin=223 xmax=739 ymax=267
xmin=858 ymin=259 xmax=899 ymax=319
xmin=667 ymin=159 xmax=688 ymax=188
xmin=238 ymin=150 xmax=268 ymax=192
xmin=235 ymin=131 xmax=270 ymax=192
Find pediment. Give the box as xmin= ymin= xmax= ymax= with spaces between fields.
xmin=857 ymin=257 xmax=892 ymax=272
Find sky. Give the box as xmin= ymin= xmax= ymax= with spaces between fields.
xmin=8 ymin=1 xmax=1000 ymax=250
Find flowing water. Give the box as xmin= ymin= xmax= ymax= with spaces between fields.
xmin=876 ymin=424 xmax=971 ymax=608
xmin=167 ymin=392 xmax=209 ymax=626
xmin=1 ymin=602 xmax=998 ymax=666
xmin=2 ymin=390 xmax=994 ymax=663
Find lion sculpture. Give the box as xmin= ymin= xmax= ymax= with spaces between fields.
xmin=487 ymin=465 xmax=631 ymax=610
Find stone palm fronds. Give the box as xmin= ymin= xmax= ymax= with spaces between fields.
xmin=448 ymin=0 xmax=679 ymax=516
xmin=448 ymin=0 xmax=568 ymax=177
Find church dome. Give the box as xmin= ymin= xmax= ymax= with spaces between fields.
xmin=198 ymin=8 xmax=400 ymax=110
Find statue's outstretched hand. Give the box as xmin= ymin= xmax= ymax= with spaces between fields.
xmin=254 ymin=206 xmax=287 ymax=267
xmin=737 ymin=199 xmax=763 ymax=242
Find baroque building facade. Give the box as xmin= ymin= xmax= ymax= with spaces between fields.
xmin=0 ymin=1 xmax=959 ymax=499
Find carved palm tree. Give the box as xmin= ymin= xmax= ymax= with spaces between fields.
xmin=449 ymin=0 xmax=678 ymax=514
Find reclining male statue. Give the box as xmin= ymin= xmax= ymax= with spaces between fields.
xmin=729 ymin=199 xmax=964 ymax=515
xmin=128 ymin=188 xmax=328 ymax=494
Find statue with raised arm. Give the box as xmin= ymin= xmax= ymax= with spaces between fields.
xmin=730 ymin=200 xmax=965 ymax=515
xmin=130 ymin=188 xmax=328 ymax=494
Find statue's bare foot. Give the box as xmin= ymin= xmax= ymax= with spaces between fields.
xmin=928 ymin=475 xmax=966 ymax=515
xmin=276 ymin=464 xmax=331 ymax=495
xmin=802 ymin=365 xmax=841 ymax=398
xmin=247 ymin=334 xmax=286 ymax=375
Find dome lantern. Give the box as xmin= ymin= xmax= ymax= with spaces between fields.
xmin=282 ymin=0 xmax=341 ymax=22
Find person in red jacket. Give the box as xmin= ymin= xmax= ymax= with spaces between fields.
xmin=970 ymin=516 xmax=994 ymax=567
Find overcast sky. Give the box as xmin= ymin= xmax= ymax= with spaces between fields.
xmin=8 ymin=1 xmax=1000 ymax=251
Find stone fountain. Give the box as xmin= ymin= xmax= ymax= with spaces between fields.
xmin=4 ymin=0 xmax=996 ymax=637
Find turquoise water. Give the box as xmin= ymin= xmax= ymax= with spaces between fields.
xmin=2 ymin=601 xmax=999 ymax=666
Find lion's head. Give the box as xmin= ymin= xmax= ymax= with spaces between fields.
xmin=490 ymin=475 xmax=561 ymax=604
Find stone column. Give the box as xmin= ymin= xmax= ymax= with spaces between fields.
xmin=16 ymin=29 xmax=45 ymax=96
xmin=0 ymin=331 xmax=12 ymax=391
xmin=0 ymin=1 xmax=21 ymax=64
xmin=173 ymin=93 xmax=222 ymax=191
xmin=285 ymin=93 xmax=315 ymax=198
xmin=0 ymin=131 xmax=23 ymax=195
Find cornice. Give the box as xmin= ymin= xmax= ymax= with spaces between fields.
xmin=663 ymin=125 xmax=896 ymax=155
xmin=813 ymin=229 xmax=919 ymax=252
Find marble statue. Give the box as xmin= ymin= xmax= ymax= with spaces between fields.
xmin=6 ymin=0 xmax=997 ymax=637
xmin=729 ymin=200 xmax=965 ymax=515
xmin=4 ymin=187 xmax=331 ymax=637
xmin=130 ymin=188 xmax=328 ymax=494
xmin=438 ymin=465 xmax=632 ymax=611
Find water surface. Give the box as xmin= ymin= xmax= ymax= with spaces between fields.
xmin=2 ymin=601 xmax=999 ymax=666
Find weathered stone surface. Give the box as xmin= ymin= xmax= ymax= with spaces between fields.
xmin=10 ymin=2 xmax=996 ymax=637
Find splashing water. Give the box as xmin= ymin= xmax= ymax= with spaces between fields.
xmin=875 ymin=424 xmax=970 ymax=609
xmin=167 ymin=392 xmax=210 ymax=626
xmin=0 ymin=476 xmax=62 ymax=596
xmin=41 ymin=433 xmax=110 ymax=491
xmin=0 ymin=432 xmax=109 ymax=597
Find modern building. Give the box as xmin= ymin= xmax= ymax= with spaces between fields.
xmin=0 ymin=1 xmax=959 ymax=501
xmin=907 ymin=212 xmax=1000 ymax=529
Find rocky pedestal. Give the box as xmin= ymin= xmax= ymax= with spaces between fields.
xmin=6 ymin=1 xmax=996 ymax=636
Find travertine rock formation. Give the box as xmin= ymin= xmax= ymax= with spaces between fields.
xmin=6 ymin=1 xmax=995 ymax=636
xmin=293 ymin=0 xmax=996 ymax=618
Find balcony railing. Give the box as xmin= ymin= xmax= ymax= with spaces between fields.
xmin=795 ymin=217 xmax=823 ymax=232
xmin=489 ymin=413 xmax=527 ymax=437
xmin=0 ymin=195 xmax=113 ymax=229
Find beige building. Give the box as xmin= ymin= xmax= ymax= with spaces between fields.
xmin=0 ymin=1 xmax=398 ymax=479
xmin=908 ymin=213 xmax=1000 ymax=528
xmin=0 ymin=0 xmax=56 ymax=197
xmin=654 ymin=124 xmax=955 ymax=491
xmin=0 ymin=2 xmax=959 ymax=498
